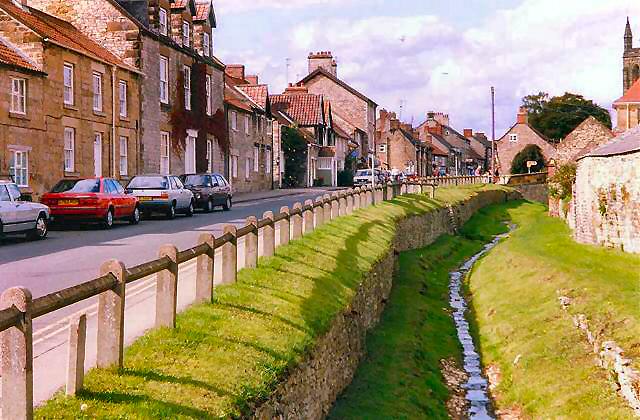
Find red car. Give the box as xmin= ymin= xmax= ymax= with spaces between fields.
xmin=41 ymin=178 xmax=140 ymax=229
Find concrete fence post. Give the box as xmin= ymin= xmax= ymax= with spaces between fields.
xmin=303 ymin=200 xmax=315 ymax=233
xmin=291 ymin=203 xmax=303 ymax=240
xmin=331 ymin=194 xmax=340 ymax=218
xmin=377 ymin=187 xmax=384 ymax=203
xmin=66 ymin=313 xmax=86 ymax=396
xmin=244 ymin=217 xmax=258 ymax=269
xmin=278 ymin=206 xmax=290 ymax=246
xmin=323 ymin=195 xmax=332 ymax=221
xmin=352 ymin=188 xmax=360 ymax=211
xmin=400 ymin=183 xmax=407 ymax=195
xmin=385 ymin=184 xmax=393 ymax=201
xmin=367 ymin=188 xmax=373 ymax=206
xmin=221 ymin=225 xmax=237 ymax=284
xmin=260 ymin=211 xmax=275 ymax=258
xmin=195 ymin=233 xmax=215 ymax=304
xmin=97 ymin=260 xmax=126 ymax=369
xmin=314 ymin=198 xmax=324 ymax=227
xmin=156 ymin=244 xmax=178 ymax=329
xmin=361 ymin=188 xmax=368 ymax=208
xmin=346 ymin=192 xmax=353 ymax=214
xmin=1 ymin=287 xmax=33 ymax=420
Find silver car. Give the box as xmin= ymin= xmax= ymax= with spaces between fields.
xmin=0 ymin=180 xmax=50 ymax=240
xmin=126 ymin=175 xmax=194 ymax=219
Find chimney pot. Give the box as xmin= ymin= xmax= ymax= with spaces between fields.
xmin=517 ymin=107 xmax=529 ymax=124
xmin=463 ymin=129 xmax=473 ymax=138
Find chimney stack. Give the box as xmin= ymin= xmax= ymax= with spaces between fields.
xmin=517 ymin=107 xmax=529 ymax=124
xmin=284 ymin=82 xmax=309 ymax=95
xmin=463 ymin=129 xmax=473 ymax=138
xmin=390 ymin=118 xmax=401 ymax=130
xmin=225 ymin=64 xmax=246 ymax=81
xmin=245 ymin=75 xmax=259 ymax=85
xmin=308 ymin=51 xmax=337 ymax=77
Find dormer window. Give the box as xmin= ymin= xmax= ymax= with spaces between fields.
xmin=159 ymin=8 xmax=168 ymax=36
xmin=203 ymin=32 xmax=210 ymax=57
xmin=182 ymin=22 xmax=190 ymax=47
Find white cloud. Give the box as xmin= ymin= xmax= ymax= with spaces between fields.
xmin=215 ymin=0 xmax=366 ymax=14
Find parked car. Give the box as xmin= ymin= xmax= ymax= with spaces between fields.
xmin=179 ymin=173 xmax=233 ymax=212
xmin=41 ymin=178 xmax=140 ymax=229
xmin=126 ymin=175 xmax=194 ymax=219
xmin=0 ymin=180 xmax=50 ymax=240
xmin=353 ymin=169 xmax=385 ymax=186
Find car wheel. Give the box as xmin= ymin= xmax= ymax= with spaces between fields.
xmin=27 ymin=214 xmax=48 ymax=241
xmin=130 ymin=207 xmax=141 ymax=225
xmin=223 ymin=196 xmax=232 ymax=211
xmin=103 ymin=208 xmax=114 ymax=229
xmin=166 ymin=202 xmax=176 ymax=220
xmin=205 ymin=199 xmax=214 ymax=213
xmin=185 ymin=201 xmax=194 ymax=217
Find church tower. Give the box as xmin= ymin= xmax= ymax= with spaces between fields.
xmin=623 ymin=17 xmax=640 ymax=93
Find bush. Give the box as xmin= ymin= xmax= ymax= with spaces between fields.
xmin=548 ymin=163 xmax=576 ymax=200
xmin=337 ymin=169 xmax=354 ymax=187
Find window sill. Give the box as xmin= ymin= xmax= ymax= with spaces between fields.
xmin=119 ymin=115 xmax=130 ymax=122
xmin=64 ymin=171 xmax=80 ymax=178
xmin=160 ymin=103 xmax=172 ymax=112
xmin=93 ymin=110 xmax=107 ymax=117
xmin=9 ymin=111 xmax=29 ymax=120
xmin=63 ymin=104 xmax=79 ymax=111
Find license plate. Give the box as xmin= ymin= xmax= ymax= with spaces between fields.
xmin=58 ymin=199 xmax=78 ymax=206
xmin=138 ymin=196 xmax=153 ymax=201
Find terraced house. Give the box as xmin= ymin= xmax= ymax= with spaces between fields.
xmin=29 ymin=0 xmax=226 ymax=177
xmin=0 ymin=0 xmax=140 ymax=199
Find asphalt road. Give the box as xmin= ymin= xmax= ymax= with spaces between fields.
xmin=0 ymin=189 xmax=327 ymax=308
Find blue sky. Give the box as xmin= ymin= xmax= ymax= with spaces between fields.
xmin=214 ymin=0 xmax=637 ymax=136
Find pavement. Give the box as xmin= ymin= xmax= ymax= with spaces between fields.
xmin=0 ymin=187 xmax=344 ymax=406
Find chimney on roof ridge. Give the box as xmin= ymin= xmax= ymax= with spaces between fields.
xmin=225 ymin=64 xmax=245 ymax=81
xmin=517 ymin=107 xmax=529 ymax=125
xmin=284 ymin=84 xmax=309 ymax=95
xmin=463 ymin=129 xmax=473 ymax=138
xmin=308 ymin=50 xmax=337 ymax=77
xmin=246 ymin=74 xmax=258 ymax=85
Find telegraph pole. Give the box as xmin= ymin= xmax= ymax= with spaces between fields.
xmin=491 ymin=86 xmax=496 ymax=178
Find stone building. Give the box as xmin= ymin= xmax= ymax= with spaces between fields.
xmin=495 ymin=107 xmax=557 ymax=174
xmin=555 ymin=116 xmax=614 ymax=165
xmin=0 ymin=0 xmax=140 ymax=198
xmin=298 ymin=51 xmax=377 ymax=167
xmin=623 ymin=17 xmax=640 ymax=94
xmin=29 ymin=0 xmax=227 ymax=177
xmin=376 ymin=110 xmax=431 ymax=176
xmin=573 ymin=128 xmax=640 ymax=253
xmin=224 ymin=65 xmax=273 ymax=193
xmin=464 ymin=129 xmax=492 ymax=171
xmin=613 ymin=78 xmax=640 ymax=132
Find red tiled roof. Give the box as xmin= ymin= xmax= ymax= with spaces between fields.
xmin=225 ymin=84 xmax=253 ymax=113
xmin=270 ymin=93 xmax=323 ymax=126
xmin=0 ymin=0 xmax=125 ymax=68
xmin=614 ymin=78 xmax=640 ymax=104
xmin=0 ymin=38 xmax=39 ymax=72
xmin=237 ymin=84 xmax=268 ymax=109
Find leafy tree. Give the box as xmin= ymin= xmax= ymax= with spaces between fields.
xmin=511 ymin=144 xmax=545 ymax=174
xmin=548 ymin=163 xmax=577 ymax=200
xmin=521 ymin=92 xmax=612 ymax=141
xmin=281 ymin=127 xmax=308 ymax=188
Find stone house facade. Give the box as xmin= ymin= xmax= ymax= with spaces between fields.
xmin=573 ymin=129 xmax=640 ymax=253
xmin=224 ymin=66 xmax=273 ymax=193
xmin=0 ymin=0 xmax=140 ymax=199
xmin=496 ymin=107 xmax=557 ymax=174
xmin=299 ymin=51 xmax=377 ymax=168
xmin=613 ymin=78 xmax=640 ymax=132
xmin=29 ymin=0 xmax=226 ymax=177
xmin=555 ymin=116 xmax=613 ymax=165
xmin=464 ymin=129 xmax=492 ymax=171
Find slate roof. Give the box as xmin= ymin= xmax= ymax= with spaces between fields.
xmin=0 ymin=0 xmax=126 ymax=68
xmin=0 ymin=37 xmax=40 ymax=72
xmin=614 ymin=78 xmax=640 ymax=104
xmin=299 ymin=67 xmax=377 ymax=106
xmin=580 ymin=126 xmax=640 ymax=159
xmin=270 ymin=93 xmax=323 ymax=126
xmin=472 ymin=133 xmax=492 ymax=148
xmin=237 ymin=84 xmax=268 ymax=110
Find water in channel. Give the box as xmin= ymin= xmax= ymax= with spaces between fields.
xmin=448 ymin=228 xmax=512 ymax=419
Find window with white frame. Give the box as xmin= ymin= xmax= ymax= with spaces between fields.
xmin=160 ymin=55 xmax=169 ymax=104
xmin=63 ymin=63 xmax=74 ymax=105
xmin=185 ymin=135 xmax=196 ymax=173
xmin=265 ymin=149 xmax=271 ymax=174
xmin=245 ymin=156 xmax=251 ymax=179
xmin=267 ymin=119 xmax=273 ymax=136
xmin=159 ymin=8 xmax=168 ymax=36
xmin=244 ymin=114 xmax=250 ymax=134
xmin=231 ymin=155 xmax=238 ymax=178
xmin=509 ymin=133 xmax=518 ymax=142
xmin=119 ymin=80 xmax=128 ymax=118
xmin=206 ymin=139 xmax=213 ymax=172
xmin=253 ymin=146 xmax=259 ymax=172
xmin=203 ymin=32 xmax=210 ymax=57
xmin=64 ymin=127 xmax=75 ymax=172
xmin=9 ymin=150 xmax=28 ymax=187
xmin=230 ymin=111 xmax=237 ymax=131
xmin=10 ymin=78 xmax=26 ymax=114
xmin=119 ymin=136 xmax=128 ymax=176
xmin=160 ymin=131 xmax=170 ymax=175
xmin=92 ymin=72 xmax=103 ymax=112
xmin=183 ymin=66 xmax=191 ymax=110
xmin=182 ymin=21 xmax=190 ymax=47
xmin=210 ymin=31 xmax=214 ymax=56
xmin=379 ymin=144 xmax=387 ymax=153
xmin=205 ymin=74 xmax=212 ymax=115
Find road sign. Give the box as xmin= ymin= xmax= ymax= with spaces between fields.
xmin=527 ymin=160 xmax=537 ymax=168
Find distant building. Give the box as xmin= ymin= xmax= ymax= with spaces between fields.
xmin=376 ymin=110 xmax=431 ymax=177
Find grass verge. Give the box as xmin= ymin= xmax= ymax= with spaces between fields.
xmin=36 ymin=185 xmax=505 ymax=419
xmin=466 ymin=201 xmax=639 ymax=418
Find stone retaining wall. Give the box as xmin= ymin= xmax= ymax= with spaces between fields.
xmin=253 ymin=189 xmax=519 ymax=419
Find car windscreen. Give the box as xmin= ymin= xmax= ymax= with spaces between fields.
xmin=127 ymin=176 xmax=168 ymax=189
xmin=51 ymin=179 xmax=100 ymax=193
xmin=183 ymin=175 xmax=209 ymax=187
xmin=355 ymin=170 xmax=371 ymax=177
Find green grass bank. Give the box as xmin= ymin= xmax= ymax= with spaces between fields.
xmin=466 ymin=201 xmax=639 ymax=418
xmin=36 ymin=185 xmax=506 ymax=419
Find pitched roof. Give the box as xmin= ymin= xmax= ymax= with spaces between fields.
xmin=431 ymin=144 xmax=449 ymax=156
xmin=0 ymin=0 xmax=126 ymax=68
xmin=224 ymin=84 xmax=253 ymax=113
xmin=270 ymin=93 xmax=323 ymax=126
xmin=0 ymin=37 xmax=40 ymax=72
xmin=333 ymin=121 xmax=352 ymax=139
xmin=472 ymin=133 xmax=491 ymax=148
xmin=237 ymin=84 xmax=268 ymax=110
xmin=580 ymin=126 xmax=640 ymax=159
xmin=614 ymin=78 xmax=640 ymax=104
xmin=299 ymin=67 xmax=377 ymax=106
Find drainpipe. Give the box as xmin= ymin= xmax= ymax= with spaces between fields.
xmin=111 ymin=66 xmax=117 ymax=178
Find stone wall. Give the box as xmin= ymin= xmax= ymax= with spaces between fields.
xmin=252 ymin=189 xmax=518 ymax=419
xmin=555 ymin=117 xmax=613 ymax=164
xmin=511 ymin=183 xmax=548 ymax=203
xmin=574 ymin=152 xmax=640 ymax=253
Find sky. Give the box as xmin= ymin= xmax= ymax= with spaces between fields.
xmin=213 ymin=0 xmax=639 ymax=137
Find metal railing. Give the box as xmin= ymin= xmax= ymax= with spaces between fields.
xmin=0 ymin=177 xmax=488 ymax=418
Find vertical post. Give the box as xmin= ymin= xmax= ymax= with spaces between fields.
xmin=97 ymin=260 xmax=126 ymax=368
xmin=278 ymin=206 xmax=290 ymax=246
xmin=352 ymin=188 xmax=360 ymax=211
xmin=221 ymin=225 xmax=237 ymax=284
xmin=195 ymin=233 xmax=215 ymax=304
xmin=331 ymin=194 xmax=340 ymax=219
xmin=338 ymin=193 xmax=347 ymax=216
xmin=1 ymin=287 xmax=33 ymax=420
xmin=314 ymin=198 xmax=324 ymax=227
xmin=156 ymin=244 xmax=178 ymax=328
xmin=66 ymin=313 xmax=87 ymax=396
xmin=291 ymin=203 xmax=303 ymax=240
xmin=260 ymin=211 xmax=275 ymax=258
xmin=385 ymin=183 xmax=392 ymax=201
xmin=244 ymin=217 xmax=258 ymax=269
xmin=346 ymin=192 xmax=353 ymax=214
xmin=323 ymin=195 xmax=332 ymax=221
xmin=303 ymin=200 xmax=315 ymax=233
xmin=361 ymin=187 xmax=368 ymax=208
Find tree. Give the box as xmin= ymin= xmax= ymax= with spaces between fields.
xmin=511 ymin=144 xmax=545 ymax=174
xmin=521 ymin=92 xmax=612 ymax=141
xmin=281 ymin=126 xmax=308 ymax=188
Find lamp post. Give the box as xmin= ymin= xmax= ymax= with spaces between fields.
xmin=491 ymin=86 xmax=496 ymax=179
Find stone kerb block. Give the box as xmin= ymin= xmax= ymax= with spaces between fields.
xmin=1 ymin=287 xmax=33 ymax=420
xmin=314 ymin=197 xmax=325 ymax=227
xmin=221 ymin=225 xmax=238 ymax=284
xmin=195 ymin=233 xmax=215 ymax=304
xmin=303 ymin=200 xmax=315 ymax=233
xmin=97 ymin=260 xmax=126 ymax=369
xmin=291 ymin=203 xmax=303 ymax=240
xmin=278 ymin=206 xmax=291 ymax=246
xmin=260 ymin=211 xmax=275 ymax=257
xmin=245 ymin=217 xmax=259 ymax=269
xmin=66 ymin=313 xmax=87 ymax=396
xmin=156 ymin=244 xmax=179 ymax=328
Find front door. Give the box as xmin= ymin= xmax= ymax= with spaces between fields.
xmin=94 ymin=134 xmax=102 ymax=177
